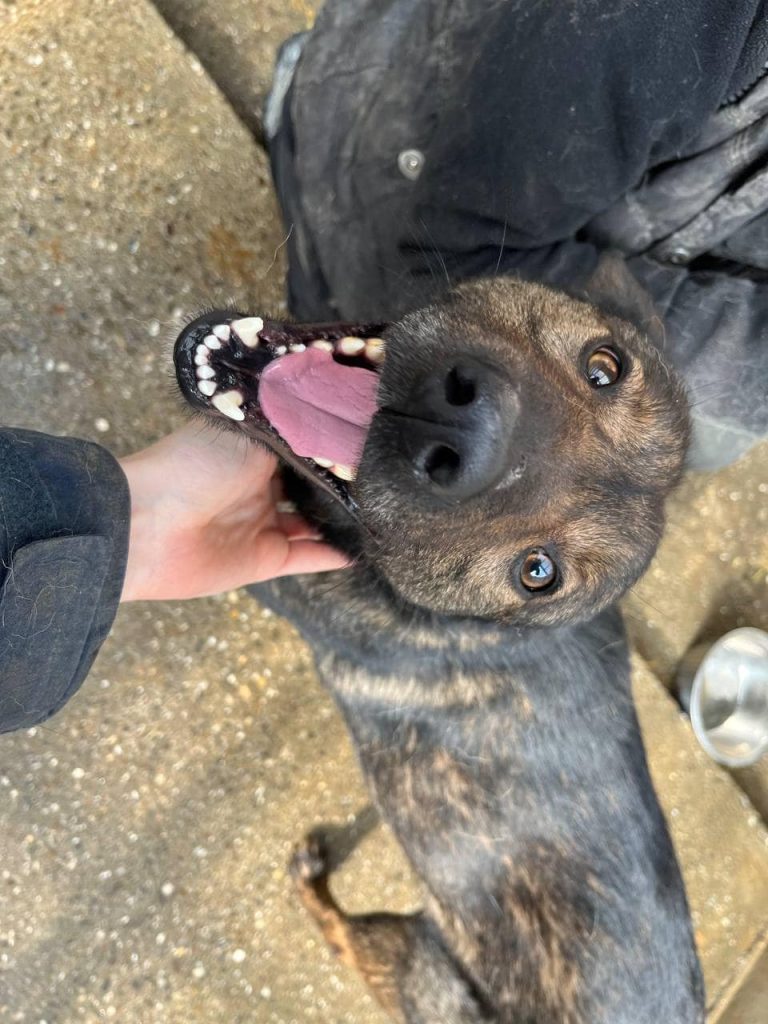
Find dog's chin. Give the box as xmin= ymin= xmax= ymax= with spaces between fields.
xmin=277 ymin=468 xmax=629 ymax=629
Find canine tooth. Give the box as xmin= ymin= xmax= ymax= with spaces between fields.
xmin=365 ymin=338 xmax=385 ymax=364
xmin=196 ymin=365 xmax=215 ymax=379
xmin=204 ymin=334 xmax=222 ymax=350
xmin=312 ymin=456 xmax=334 ymax=468
xmin=288 ymin=343 xmax=306 ymax=353
xmin=194 ymin=348 xmax=210 ymax=366
xmin=330 ymin=463 xmax=356 ymax=481
xmin=231 ymin=317 xmax=263 ymax=348
xmin=211 ymin=389 xmax=245 ymax=421
xmin=212 ymin=324 xmax=231 ymax=341
xmin=310 ymin=340 xmax=333 ymax=351
xmin=198 ymin=380 xmax=217 ymax=397
xmin=338 ymin=336 xmax=365 ymax=356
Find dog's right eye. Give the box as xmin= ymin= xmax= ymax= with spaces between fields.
xmin=519 ymin=548 xmax=558 ymax=593
xmin=586 ymin=346 xmax=622 ymax=387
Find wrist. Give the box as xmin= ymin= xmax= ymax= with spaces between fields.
xmin=118 ymin=449 xmax=162 ymax=602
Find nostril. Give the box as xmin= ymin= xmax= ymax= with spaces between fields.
xmin=444 ymin=366 xmax=476 ymax=406
xmin=422 ymin=444 xmax=461 ymax=487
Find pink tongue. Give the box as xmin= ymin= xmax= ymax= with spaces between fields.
xmin=259 ymin=348 xmax=379 ymax=467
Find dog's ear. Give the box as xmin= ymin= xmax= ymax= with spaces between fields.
xmin=582 ymin=252 xmax=664 ymax=345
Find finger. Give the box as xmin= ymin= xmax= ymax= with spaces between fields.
xmin=276 ymin=539 xmax=352 ymax=577
xmin=179 ymin=420 xmax=278 ymax=476
xmin=276 ymin=510 xmax=323 ymax=541
xmin=270 ymin=474 xmax=288 ymax=505
xmin=218 ymin=533 xmax=350 ymax=590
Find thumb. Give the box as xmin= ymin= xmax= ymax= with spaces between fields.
xmin=272 ymin=538 xmax=352 ymax=579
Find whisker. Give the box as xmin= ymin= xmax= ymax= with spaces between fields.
xmin=417 ymin=217 xmax=452 ymax=289
xmin=685 ymin=379 xmax=731 ymax=395
xmin=688 ymin=390 xmax=732 ymax=409
xmin=625 ymin=586 xmax=666 ymax=619
xmin=260 ymin=223 xmax=294 ymax=280
xmin=494 ymin=218 xmax=508 ymax=277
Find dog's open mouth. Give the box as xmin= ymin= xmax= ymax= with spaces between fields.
xmin=174 ymin=311 xmax=388 ymax=514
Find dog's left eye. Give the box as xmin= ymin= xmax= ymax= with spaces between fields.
xmin=519 ymin=548 xmax=558 ymax=593
xmin=586 ymin=346 xmax=622 ymax=387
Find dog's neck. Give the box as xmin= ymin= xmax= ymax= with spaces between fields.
xmin=251 ymin=565 xmax=629 ymax=711
xmin=276 ymin=474 xmax=523 ymax=660
xmin=267 ymin=473 xmax=633 ymax=709
xmin=255 ymin=563 xmax=515 ymax=654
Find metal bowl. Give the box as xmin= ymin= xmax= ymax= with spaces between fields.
xmin=676 ymin=627 xmax=768 ymax=768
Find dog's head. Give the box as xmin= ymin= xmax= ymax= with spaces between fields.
xmin=174 ymin=275 xmax=688 ymax=626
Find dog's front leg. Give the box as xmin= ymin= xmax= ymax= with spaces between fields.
xmin=290 ymin=834 xmax=497 ymax=1024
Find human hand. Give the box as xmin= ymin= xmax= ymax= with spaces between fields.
xmin=119 ymin=422 xmax=350 ymax=601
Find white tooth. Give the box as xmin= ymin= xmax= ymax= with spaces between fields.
xmin=194 ymin=349 xmax=210 ymax=366
xmin=331 ymin=463 xmax=356 ymax=481
xmin=338 ymin=336 xmax=365 ymax=356
xmin=198 ymin=380 xmax=217 ymax=397
xmin=288 ymin=343 xmax=306 ymax=353
xmin=365 ymin=338 xmax=385 ymax=364
xmin=212 ymin=324 xmax=231 ymax=341
xmin=231 ymin=317 xmax=263 ymax=348
xmin=275 ymin=345 xmax=287 ymax=355
xmin=312 ymin=456 xmax=334 ymax=468
xmin=196 ymin=365 xmax=215 ymax=379
xmin=211 ymin=389 xmax=245 ymax=421
xmin=204 ymin=334 xmax=222 ymax=350
xmin=310 ymin=340 xmax=333 ymax=351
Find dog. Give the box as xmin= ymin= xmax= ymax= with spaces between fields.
xmin=173 ymin=271 xmax=704 ymax=1023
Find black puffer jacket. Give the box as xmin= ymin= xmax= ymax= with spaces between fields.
xmin=0 ymin=429 xmax=129 ymax=732
xmin=268 ymin=0 xmax=768 ymax=469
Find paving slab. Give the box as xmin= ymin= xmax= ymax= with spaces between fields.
xmin=713 ymin=942 xmax=768 ymax=1024
xmin=0 ymin=595 xmax=412 ymax=1024
xmin=624 ymin=443 xmax=768 ymax=824
xmin=633 ymin=656 xmax=768 ymax=1016
xmin=0 ymin=0 xmax=289 ymax=453
xmin=151 ymin=0 xmax=316 ymax=139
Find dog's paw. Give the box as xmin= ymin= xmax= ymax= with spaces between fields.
xmin=289 ymin=833 xmax=328 ymax=883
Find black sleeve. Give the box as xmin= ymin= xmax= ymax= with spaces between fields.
xmin=278 ymin=0 xmax=765 ymax=321
xmin=628 ymin=256 xmax=768 ymax=469
xmin=0 ymin=428 xmax=130 ymax=733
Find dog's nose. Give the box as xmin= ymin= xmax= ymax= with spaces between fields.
xmin=388 ymin=360 xmax=518 ymax=500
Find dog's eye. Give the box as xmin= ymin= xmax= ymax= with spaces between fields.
xmin=586 ymin=346 xmax=622 ymax=387
xmin=520 ymin=548 xmax=558 ymax=593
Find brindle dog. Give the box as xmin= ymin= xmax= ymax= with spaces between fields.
xmin=173 ymin=272 xmax=704 ymax=1023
